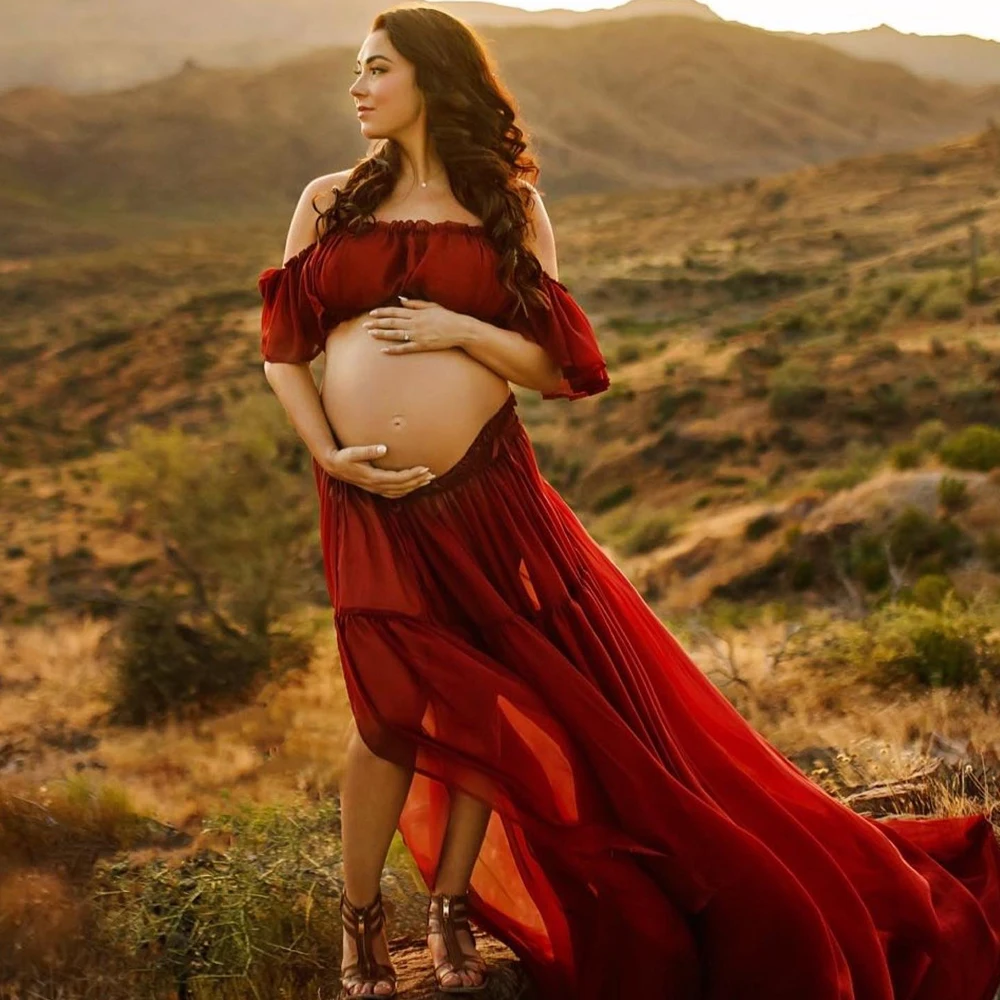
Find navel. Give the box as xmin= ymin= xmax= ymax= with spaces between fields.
xmin=390 ymin=413 xmax=407 ymax=431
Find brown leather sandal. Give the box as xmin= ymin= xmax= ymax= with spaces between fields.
xmin=339 ymin=888 xmax=397 ymax=999
xmin=426 ymin=891 xmax=489 ymax=994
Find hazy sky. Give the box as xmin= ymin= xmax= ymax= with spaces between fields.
xmin=480 ymin=1 xmax=1000 ymax=41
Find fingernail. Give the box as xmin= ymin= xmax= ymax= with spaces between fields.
xmin=377 ymin=445 xmax=387 ymax=454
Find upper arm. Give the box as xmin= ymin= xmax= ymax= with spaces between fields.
xmin=281 ymin=169 xmax=353 ymax=265
xmin=519 ymin=181 xmax=559 ymax=282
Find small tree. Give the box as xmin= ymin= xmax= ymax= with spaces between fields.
xmin=100 ymin=394 xmax=322 ymax=721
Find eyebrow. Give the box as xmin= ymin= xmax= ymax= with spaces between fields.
xmin=355 ymin=54 xmax=393 ymax=66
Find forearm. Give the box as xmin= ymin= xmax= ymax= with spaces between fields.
xmin=262 ymin=361 xmax=339 ymax=462
xmin=457 ymin=315 xmax=563 ymax=396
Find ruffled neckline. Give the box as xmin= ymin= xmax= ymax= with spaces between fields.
xmin=368 ymin=217 xmax=487 ymax=235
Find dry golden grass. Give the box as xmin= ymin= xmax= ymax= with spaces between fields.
xmin=0 ymin=611 xmax=354 ymax=834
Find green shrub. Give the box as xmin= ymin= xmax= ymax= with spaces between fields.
xmin=914 ymin=419 xmax=947 ymax=451
xmin=889 ymin=506 xmax=971 ymax=572
xmin=938 ymin=425 xmax=1000 ymax=471
xmin=937 ymin=475 xmax=969 ymax=513
xmin=841 ymin=297 xmax=890 ymax=334
xmin=593 ymin=482 xmax=635 ymax=514
xmin=922 ymin=286 xmax=965 ymax=320
xmin=910 ymin=574 xmax=953 ymax=610
xmin=621 ymin=514 xmax=674 ymax=555
xmin=649 ymin=386 xmax=706 ymax=430
xmin=891 ymin=443 xmax=922 ymax=470
xmin=107 ymin=591 xmax=278 ymax=726
xmin=616 ymin=342 xmax=643 ymax=365
xmin=745 ymin=511 xmax=781 ymax=540
xmin=823 ymin=593 xmax=1000 ymax=689
xmin=768 ymin=364 xmax=826 ymax=419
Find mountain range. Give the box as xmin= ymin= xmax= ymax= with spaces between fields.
xmin=4 ymin=0 xmax=1000 ymax=94
xmin=3 ymin=12 xmax=1000 ymax=240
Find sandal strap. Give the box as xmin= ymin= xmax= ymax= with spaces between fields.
xmin=427 ymin=892 xmax=481 ymax=986
xmin=340 ymin=888 xmax=394 ymax=989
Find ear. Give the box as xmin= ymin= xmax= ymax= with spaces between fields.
xmin=519 ymin=180 xmax=559 ymax=282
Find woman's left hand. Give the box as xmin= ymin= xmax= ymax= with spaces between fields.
xmin=364 ymin=296 xmax=469 ymax=353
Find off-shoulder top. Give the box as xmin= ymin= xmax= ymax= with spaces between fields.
xmin=256 ymin=217 xmax=610 ymax=401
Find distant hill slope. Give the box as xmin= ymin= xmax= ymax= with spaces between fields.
xmin=1 ymin=0 xmax=718 ymax=94
xmin=6 ymin=0 xmax=1000 ymax=94
xmin=790 ymin=25 xmax=1000 ymax=88
xmin=2 ymin=14 xmax=999 ymax=229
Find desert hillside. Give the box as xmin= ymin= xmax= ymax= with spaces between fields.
xmin=2 ymin=126 xmax=1000 ymax=998
xmin=8 ymin=0 xmax=1000 ymax=93
xmin=3 ymin=125 xmax=1000 ymax=614
xmin=2 ymin=0 xmax=718 ymax=93
xmin=2 ymin=12 xmax=1000 ymax=244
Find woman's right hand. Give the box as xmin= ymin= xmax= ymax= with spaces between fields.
xmin=319 ymin=445 xmax=436 ymax=498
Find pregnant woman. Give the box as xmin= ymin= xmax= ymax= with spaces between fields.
xmin=258 ymin=7 xmax=1000 ymax=1000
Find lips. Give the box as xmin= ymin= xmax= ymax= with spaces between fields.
xmin=357 ymin=106 xmax=374 ymax=113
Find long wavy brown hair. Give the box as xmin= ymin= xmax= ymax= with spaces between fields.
xmin=312 ymin=4 xmax=550 ymax=317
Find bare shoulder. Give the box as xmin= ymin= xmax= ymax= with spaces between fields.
xmin=304 ymin=168 xmax=354 ymax=213
xmin=516 ymin=179 xmax=558 ymax=280
xmin=280 ymin=168 xmax=354 ymax=263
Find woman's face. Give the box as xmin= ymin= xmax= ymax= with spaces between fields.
xmin=349 ymin=29 xmax=423 ymax=140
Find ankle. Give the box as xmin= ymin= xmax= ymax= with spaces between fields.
xmin=430 ymin=881 xmax=469 ymax=898
xmin=343 ymin=885 xmax=382 ymax=910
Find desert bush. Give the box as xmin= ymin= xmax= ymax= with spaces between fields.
xmin=768 ymin=364 xmax=826 ymax=419
xmin=648 ymin=385 xmax=706 ymax=430
xmin=84 ymin=796 xmax=424 ymax=1000
xmin=615 ymin=342 xmax=643 ymax=365
xmin=810 ymin=442 xmax=883 ymax=492
xmin=593 ymin=482 xmax=635 ymax=514
xmin=621 ymin=514 xmax=674 ymax=555
xmin=914 ymin=419 xmax=947 ymax=451
xmin=938 ymin=425 xmax=1000 ymax=471
xmin=922 ymin=285 xmax=965 ymax=320
xmin=844 ymin=382 xmax=909 ymax=426
xmin=938 ymin=475 xmax=970 ymax=513
xmin=910 ymin=573 xmax=954 ymax=610
xmin=769 ymin=303 xmax=826 ymax=341
xmin=888 ymin=506 xmax=972 ymax=573
xmin=745 ymin=511 xmax=781 ymax=540
xmin=99 ymin=394 xmax=323 ymax=719
xmin=106 ymin=590 xmax=286 ymax=725
xmin=842 ymin=507 xmax=972 ymax=592
xmin=901 ymin=274 xmax=944 ymax=316
xmin=890 ymin=443 xmax=922 ymax=470
xmin=822 ymin=592 xmax=1000 ymax=689
xmin=947 ymin=384 xmax=1000 ymax=423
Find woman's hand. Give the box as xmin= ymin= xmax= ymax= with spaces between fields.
xmin=364 ymin=296 xmax=469 ymax=353
xmin=318 ymin=443 xmax=436 ymax=498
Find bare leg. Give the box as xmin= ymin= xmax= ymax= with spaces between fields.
xmin=428 ymin=790 xmax=492 ymax=988
xmin=340 ymin=718 xmax=414 ymax=996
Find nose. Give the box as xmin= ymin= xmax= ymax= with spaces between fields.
xmin=349 ymin=76 xmax=365 ymax=100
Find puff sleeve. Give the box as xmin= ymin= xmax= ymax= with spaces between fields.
xmin=257 ymin=242 xmax=326 ymax=364
xmin=504 ymin=273 xmax=610 ymax=400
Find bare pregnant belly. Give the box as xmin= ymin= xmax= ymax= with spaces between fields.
xmin=320 ymin=318 xmax=513 ymax=475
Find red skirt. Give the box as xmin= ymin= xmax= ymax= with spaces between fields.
xmin=313 ymin=391 xmax=1000 ymax=1000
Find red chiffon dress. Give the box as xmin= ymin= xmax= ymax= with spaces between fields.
xmin=258 ymin=217 xmax=1000 ymax=1000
